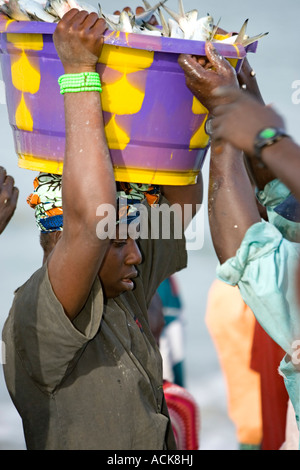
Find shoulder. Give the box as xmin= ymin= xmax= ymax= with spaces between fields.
xmin=12 ymin=264 xmax=48 ymax=305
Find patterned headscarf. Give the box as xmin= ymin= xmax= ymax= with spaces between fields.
xmin=27 ymin=173 xmax=63 ymax=233
xmin=116 ymin=182 xmax=160 ymax=224
xmin=27 ymin=173 xmax=160 ymax=233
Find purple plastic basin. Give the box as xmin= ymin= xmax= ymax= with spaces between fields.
xmin=0 ymin=15 xmax=256 ymax=184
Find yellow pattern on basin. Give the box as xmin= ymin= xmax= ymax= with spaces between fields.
xmin=104 ymin=114 xmax=131 ymax=150
xmin=7 ymin=33 xmax=43 ymax=138
xmin=15 ymin=93 xmax=33 ymax=131
xmin=99 ymin=43 xmax=154 ymax=151
xmin=11 ymin=50 xmax=41 ymax=93
xmin=189 ymin=97 xmax=210 ymax=150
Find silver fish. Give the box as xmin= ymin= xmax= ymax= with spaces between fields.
xmin=210 ymin=17 xmax=221 ymax=41
xmin=214 ymin=33 xmax=268 ymax=47
xmin=68 ymin=0 xmax=97 ymax=13
xmin=215 ymin=19 xmax=269 ymax=47
xmin=138 ymin=22 xmax=163 ymax=36
xmin=234 ymin=18 xmax=249 ymax=44
xmin=241 ymin=32 xmax=269 ymax=47
xmin=0 ymin=0 xmax=269 ymax=51
xmin=157 ymin=6 xmax=169 ymax=36
xmin=99 ymin=1 xmax=167 ymax=35
xmin=45 ymin=0 xmax=70 ymax=19
xmin=133 ymin=0 xmax=167 ymax=26
xmin=19 ymin=0 xmax=56 ymax=21
xmin=45 ymin=0 xmax=96 ymax=18
xmin=98 ymin=4 xmax=120 ymax=24
xmin=162 ymin=0 xmax=213 ymax=40
xmin=142 ymin=0 xmax=151 ymax=8
xmin=167 ymin=18 xmax=183 ymax=38
xmin=192 ymin=14 xmax=214 ymax=41
xmin=162 ymin=0 xmax=191 ymax=38
xmin=103 ymin=10 xmax=134 ymax=33
xmin=0 ymin=0 xmax=31 ymax=20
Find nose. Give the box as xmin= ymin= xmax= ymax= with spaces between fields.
xmin=125 ymin=239 xmax=142 ymax=266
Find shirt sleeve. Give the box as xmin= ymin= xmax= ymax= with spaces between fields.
xmin=257 ymin=178 xmax=291 ymax=209
xmin=12 ymin=263 xmax=104 ymax=393
xmin=257 ymin=179 xmax=300 ymax=242
xmin=137 ymin=196 xmax=187 ymax=306
xmin=216 ymin=221 xmax=300 ymax=356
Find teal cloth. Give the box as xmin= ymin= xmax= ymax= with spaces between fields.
xmin=257 ymin=179 xmax=300 ymax=242
xmin=216 ymin=221 xmax=300 ymax=445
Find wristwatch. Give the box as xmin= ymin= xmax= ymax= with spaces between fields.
xmin=253 ymin=127 xmax=289 ymax=164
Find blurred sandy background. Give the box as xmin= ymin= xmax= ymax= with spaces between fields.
xmin=0 ymin=0 xmax=299 ymax=449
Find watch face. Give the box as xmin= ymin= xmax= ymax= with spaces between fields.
xmin=259 ymin=127 xmax=277 ymax=139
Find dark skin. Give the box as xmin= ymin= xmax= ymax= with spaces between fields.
xmin=41 ymin=228 xmax=142 ymax=300
xmin=212 ymin=87 xmax=300 ymax=201
xmin=179 ymin=41 xmax=261 ymax=263
xmin=178 ymin=41 xmax=240 ymax=112
xmin=179 ymin=41 xmax=300 ymax=318
xmin=0 ymin=166 xmax=19 ymax=234
xmin=179 ymin=28 xmax=283 ymax=192
xmin=205 ymin=77 xmax=300 ymax=304
xmin=49 ymin=10 xmax=117 ymax=320
xmin=179 ymin=42 xmax=277 ymax=191
xmin=45 ymin=9 xmax=202 ymax=320
xmin=235 ymin=56 xmax=277 ymax=190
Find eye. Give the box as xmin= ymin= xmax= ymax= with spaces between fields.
xmin=112 ymin=240 xmax=127 ymax=248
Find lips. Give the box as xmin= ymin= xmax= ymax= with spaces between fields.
xmin=120 ymin=271 xmax=138 ymax=290
xmin=122 ymin=271 xmax=138 ymax=282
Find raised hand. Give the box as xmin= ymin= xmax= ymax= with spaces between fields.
xmin=212 ymin=87 xmax=285 ymax=156
xmin=178 ymin=41 xmax=239 ymax=113
xmin=0 ymin=167 xmax=19 ymax=234
xmin=53 ymin=9 xmax=107 ymax=74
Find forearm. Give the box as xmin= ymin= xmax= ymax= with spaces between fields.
xmin=208 ymin=142 xmax=261 ymax=264
xmin=237 ymin=61 xmax=279 ymax=189
xmin=238 ymin=58 xmax=265 ymax=104
xmin=243 ymin=153 xmax=277 ymax=190
xmin=47 ymin=11 xmax=115 ymax=319
xmin=53 ymin=11 xmax=115 ymax=237
xmin=161 ymin=171 xmax=203 ymax=230
xmin=63 ymin=91 xmax=116 ymax=235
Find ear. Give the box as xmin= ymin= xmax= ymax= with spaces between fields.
xmin=53 ymin=230 xmax=63 ymax=244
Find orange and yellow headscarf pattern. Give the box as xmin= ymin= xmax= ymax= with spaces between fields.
xmin=27 ymin=173 xmax=63 ymax=233
xmin=27 ymin=174 xmax=160 ymax=232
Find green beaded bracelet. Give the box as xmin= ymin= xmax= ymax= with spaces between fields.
xmin=58 ymin=72 xmax=102 ymax=94
xmin=60 ymin=88 xmax=103 ymax=95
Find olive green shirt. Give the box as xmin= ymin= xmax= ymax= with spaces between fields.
xmin=2 ymin=202 xmax=187 ymax=450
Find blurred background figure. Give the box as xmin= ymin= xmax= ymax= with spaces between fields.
xmin=148 ymin=290 xmax=200 ymax=450
xmin=206 ymin=279 xmax=290 ymax=450
xmin=157 ymin=276 xmax=186 ymax=387
xmin=205 ymin=279 xmax=263 ymax=450
xmin=0 ymin=166 xmax=18 ymax=235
